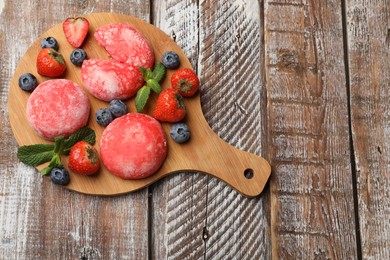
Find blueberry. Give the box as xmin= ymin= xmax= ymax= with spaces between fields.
xmin=70 ymin=48 xmax=87 ymax=66
xmin=18 ymin=73 xmax=38 ymax=92
xmin=95 ymin=108 xmax=114 ymax=126
xmin=170 ymin=123 xmax=191 ymax=143
xmin=162 ymin=51 xmax=180 ymax=69
xmin=40 ymin=37 xmax=59 ymax=50
xmin=50 ymin=167 xmax=70 ymax=185
xmin=109 ymin=100 xmax=128 ymax=118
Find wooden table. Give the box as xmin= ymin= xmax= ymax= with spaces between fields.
xmin=0 ymin=0 xmax=388 ymax=259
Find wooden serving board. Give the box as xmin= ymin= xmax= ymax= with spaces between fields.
xmin=8 ymin=13 xmax=271 ymax=197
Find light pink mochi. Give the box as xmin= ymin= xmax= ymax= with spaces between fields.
xmin=81 ymin=58 xmax=144 ymax=101
xmin=100 ymin=113 xmax=167 ymax=179
xmin=94 ymin=23 xmax=155 ymax=69
xmin=26 ymin=79 xmax=90 ymax=140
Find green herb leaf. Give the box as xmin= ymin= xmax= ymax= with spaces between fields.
xmin=40 ymin=166 xmax=53 ymax=176
xmin=17 ymin=127 xmax=96 ymax=172
xmin=40 ymin=154 xmax=63 ymax=176
xmin=135 ymin=85 xmax=151 ymax=112
xmin=151 ymin=62 xmax=166 ymax=82
xmin=139 ymin=67 xmax=148 ymax=79
xmin=147 ymin=79 xmax=162 ymax=93
xmin=17 ymin=144 xmax=55 ymax=167
xmin=136 ymin=63 xmax=167 ymax=113
xmin=54 ymin=136 xmax=65 ymax=154
xmin=63 ymin=127 xmax=96 ymax=154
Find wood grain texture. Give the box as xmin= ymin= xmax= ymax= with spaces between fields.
xmin=199 ymin=0 xmax=271 ymax=259
xmin=152 ymin=0 xmax=271 ymax=259
xmin=346 ymin=0 xmax=390 ymax=258
xmin=2 ymin=0 xmax=389 ymax=259
xmin=0 ymin=1 xmax=152 ymax=259
xmin=151 ymin=1 xmax=209 ymax=258
xmin=265 ymin=0 xmax=358 ymax=258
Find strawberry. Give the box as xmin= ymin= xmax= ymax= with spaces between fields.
xmin=171 ymin=68 xmax=200 ymax=97
xmin=68 ymin=141 xmax=100 ymax=175
xmin=63 ymin=16 xmax=89 ymax=48
xmin=36 ymin=48 xmax=67 ymax=77
xmin=152 ymin=88 xmax=186 ymax=122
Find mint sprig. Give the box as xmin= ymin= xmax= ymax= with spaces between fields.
xmin=135 ymin=85 xmax=151 ymax=113
xmin=136 ymin=62 xmax=166 ymax=112
xmin=17 ymin=127 xmax=96 ymax=175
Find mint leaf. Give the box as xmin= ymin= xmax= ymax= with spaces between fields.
xmin=54 ymin=136 xmax=65 ymax=154
xmin=17 ymin=127 xmax=96 ymax=172
xmin=151 ymin=62 xmax=166 ymax=82
xmin=135 ymin=85 xmax=151 ymax=112
xmin=63 ymin=127 xmax=96 ymax=154
xmin=139 ymin=67 xmax=148 ymax=79
xmin=40 ymin=154 xmax=62 ymax=176
xmin=147 ymin=79 xmax=162 ymax=93
xmin=136 ymin=63 xmax=167 ymax=113
xmin=17 ymin=144 xmax=55 ymax=167
xmin=40 ymin=167 xmax=53 ymax=176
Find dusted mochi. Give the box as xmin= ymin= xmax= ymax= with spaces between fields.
xmin=26 ymin=79 xmax=90 ymax=140
xmin=100 ymin=113 xmax=167 ymax=179
xmin=81 ymin=58 xmax=144 ymax=101
xmin=94 ymin=23 xmax=155 ymax=69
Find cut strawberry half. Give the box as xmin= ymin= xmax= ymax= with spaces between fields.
xmin=63 ymin=17 xmax=89 ymax=48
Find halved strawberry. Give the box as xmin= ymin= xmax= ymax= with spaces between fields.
xmin=63 ymin=17 xmax=89 ymax=48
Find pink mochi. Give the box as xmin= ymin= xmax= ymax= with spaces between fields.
xmin=94 ymin=23 xmax=155 ymax=69
xmin=26 ymin=79 xmax=90 ymax=140
xmin=100 ymin=113 xmax=167 ymax=179
xmin=81 ymin=58 xmax=144 ymax=101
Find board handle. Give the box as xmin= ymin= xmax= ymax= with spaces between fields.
xmin=206 ymin=145 xmax=270 ymax=197
xmin=189 ymin=140 xmax=271 ymax=198
xmin=161 ymin=115 xmax=272 ymax=197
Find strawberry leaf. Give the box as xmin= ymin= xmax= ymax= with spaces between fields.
xmin=135 ymin=86 xmax=151 ymax=112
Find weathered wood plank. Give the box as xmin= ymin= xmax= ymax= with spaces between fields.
xmin=199 ymin=0 xmax=270 ymax=259
xmin=151 ymin=0 xmax=271 ymax=258
xmin=0 ymin=1 xmax=151 ymax=259
xmin=264 ymin=0 xmax=358 ymax=258
xmin=346 ymin=0 xmax=390 ymax=258
xmin=151 ymin=0 xmax=208 ymax=258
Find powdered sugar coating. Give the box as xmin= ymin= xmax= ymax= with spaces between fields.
xmin=100 ymin=113 xmax=167 ymax=179
xmin=94 ymin=23 xmax=155 ymax=69
xmin=26 ymin=79 xmax=90 ymax=140
xmin=81 ymin=58 xmax=144 ymax=101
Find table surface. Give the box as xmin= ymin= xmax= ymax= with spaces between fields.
xmin=0 ymin=0 xmax=388 ymax=259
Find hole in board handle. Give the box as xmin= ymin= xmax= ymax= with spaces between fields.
xmin=244 ymin=168 xmax=254 ymax=179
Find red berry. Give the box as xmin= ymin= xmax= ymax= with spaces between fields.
xmin=171 ymin=68 xmax=200 ymax=97
xmin=36 ymin=48 xmax=67 ymax=77
xmin=152 ymin=89 xmax=186 ymax=122
xmin=68 ymin=141 xmax=100 ymax=175
xmin=63 ymin=17 xmax=89 ymax=48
